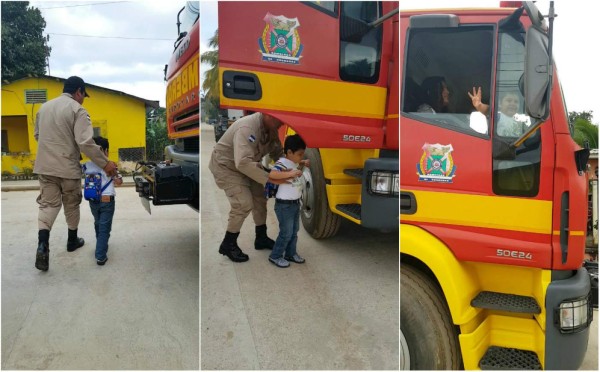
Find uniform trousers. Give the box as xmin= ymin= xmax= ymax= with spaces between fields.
xmin=215 ymin=179 xmax=267 ymax=233
xmin=36 ymin=174 xmax=82 ymax=230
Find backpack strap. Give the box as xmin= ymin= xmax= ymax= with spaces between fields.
xmin=100 ymin=178 xmax=113 ymax=192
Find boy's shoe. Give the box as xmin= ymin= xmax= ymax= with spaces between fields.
xmin=268 ymin=257 xmax=290 ymax=268
xmin=97 ymin=257 xmax=108 ymax=266
xmin=285 ymin=254 xmax=305 ymax=264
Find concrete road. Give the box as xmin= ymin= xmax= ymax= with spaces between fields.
xmin=1 ymin=186 xmax=199 ymax=369
xmin=200 ymin=123 xmax=399 ymax=370
xmin=580 ymin=309 xmax=598 ymax=370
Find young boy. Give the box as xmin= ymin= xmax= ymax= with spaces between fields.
xmin=268 ymin=134 xmax=309 ymax=268
xmin=82 ymin=136 xmax=122 ymax=265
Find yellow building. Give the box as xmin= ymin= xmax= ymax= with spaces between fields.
xmin=1 ymin=75 xmax=159 ymax=175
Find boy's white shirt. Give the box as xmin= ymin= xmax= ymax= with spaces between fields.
xmin=82 ymin=161 xmax=116 ymax=196
xmin=274 ymin=157 xmax=303 ymax=200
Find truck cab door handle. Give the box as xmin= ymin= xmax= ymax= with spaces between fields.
xmin=222 ymin=71 xmax=262 ymax=101
xmin=400 ymin=192 xmax=417 ymax=214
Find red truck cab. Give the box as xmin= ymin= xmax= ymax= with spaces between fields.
xmin=400 ymin=2 xmax=592 ymax=369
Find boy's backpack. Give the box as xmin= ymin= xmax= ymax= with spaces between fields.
xmin=264 ymin=161 xmax=288 ymax=198
xmin=84 ymin=173 xmax=112 ymax=201
xmin=264 ymin=182 xmax=278 ymax=198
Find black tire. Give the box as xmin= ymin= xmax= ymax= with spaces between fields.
xmin=300 ymin=148 xmax=341 ymax=239
xmin=401 ymin=265 xmax=461 ymax=370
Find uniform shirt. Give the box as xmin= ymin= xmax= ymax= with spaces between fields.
xmin=273 ymin=157 xmax=304 ymax=200
xmin=34 ymin=93 xmax=109 ymax=179
xmin=82 ymin=161 xmax=116 ymax=196
xmin=209 ymin=112 xmax=282 ymax=187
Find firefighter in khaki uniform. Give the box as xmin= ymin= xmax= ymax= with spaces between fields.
xmin=33 ymin=76 xmax=118 ymax=271
xmin=209 ymin=112 xmax=292 ymax=262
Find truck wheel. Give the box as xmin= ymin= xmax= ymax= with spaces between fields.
xmin=401 ymin=265 xmax=461 ymax=370
xmin=300 ymin=148 xmax=341 ymax=239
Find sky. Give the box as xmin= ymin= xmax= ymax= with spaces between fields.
xmin=199 ymin=1 xmax=217 ymax=97
xmin=201 ymin=1 xmax=600 ymax=124
xmin=27 ymin=0 xmax=190 ymax=108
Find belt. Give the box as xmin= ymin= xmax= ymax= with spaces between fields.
xmin=276 ymin=198 xmax=300 ymax=204
xmin=91 ymin=195 xmax=115 ymax=203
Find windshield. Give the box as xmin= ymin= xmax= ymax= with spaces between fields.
xmin=180 ymin=1 xmax=199 ymax=35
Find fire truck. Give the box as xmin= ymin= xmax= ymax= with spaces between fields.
xmin=135 ymin=2 xmax=200 ymax=213
xmin=218 ymin=1 xmax=399 ymax=238
xmin=400 ymin=2 xmax=593 ymax=369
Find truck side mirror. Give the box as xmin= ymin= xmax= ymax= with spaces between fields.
xmin=524 ymin=26 xmax=550 ymax=119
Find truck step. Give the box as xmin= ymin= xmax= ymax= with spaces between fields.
xmin=480 ymin=346 xmax=542 ymax=370
xmin=343 ymin=168 xmax=363 ymax=179
xmin=336 ymin=203 xmax=361 ymax=220
xmin=471 ymin=291 xmax=541 ymax=314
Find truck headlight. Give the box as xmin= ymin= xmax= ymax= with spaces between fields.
xmin=369 ymin=171 xmax=399 ymax=196
xmin=555 ymin=295 xmax=592 ymax=333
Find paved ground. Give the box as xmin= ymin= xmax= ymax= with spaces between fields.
xmin=1 ymin=185 xmax=199 ymax=369
xmin=200 ymin=123 xmax=399 ymax=370
xmin=580 ymin=309 xmax=598 ymax=370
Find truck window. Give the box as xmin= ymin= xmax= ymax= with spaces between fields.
xmin=402 ymin=26 xmax=494 ymax=136
xmin=180 ymin=1 xmax=199 ymax=34
xmin=303 ymin=1 xmax=337 ymax=17
xmin=492 ymin=31 xmax=541 ymax=197
xmin=339 ymin=2 xmax=382 ymax=84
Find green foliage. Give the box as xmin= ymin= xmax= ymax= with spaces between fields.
xmin=1 ymin=2 xmax=51 ymax=82
xmin=146 ymin=108 xmax=171 ymax=161
xmin=569 ymin=110 xmax=594 ymax=125
xmin=569 ymin=111 xmax=598 ymax=149
xmin=572 ymin=118 xmax=598 ymax=149
xmin=203 ymin=95 xmax=220 ymax=122
xmin=201 ymin=29 xmax=219 ymax=112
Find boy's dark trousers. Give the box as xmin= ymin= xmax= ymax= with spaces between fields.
xmin=269 ymin=200 xmax=301 ymax=260
xmin=89 ymin=199 xmax=115 ymax=261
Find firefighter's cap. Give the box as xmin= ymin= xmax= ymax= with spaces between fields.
xmin=64 ymin=76 xmax=90 ymax=97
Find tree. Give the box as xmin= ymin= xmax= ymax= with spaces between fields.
xmin=1 ymin=2 xmax=51 ymax=83
xmin=568 ymin=111 xmax=598 ymax=149
xmin=146 ymin=108 xmax=171 ymax=161
xmin=569 ymin=110 xmax=594 ymax=125
xmin=572 ymin=118 xmax=598 ymax=149
xmin=200 ymin=29 xmax=219 ymax=118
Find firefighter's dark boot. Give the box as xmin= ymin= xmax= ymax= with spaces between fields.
xmin=254 ymin=224 xmax=274 ymax=250
xmin=219 ymin=231 xmax=249 ymax=262
xmin=66 ymin=228 xmax=85 ymax=252
xmin=35 ymin=229 xmax=50 ymax=271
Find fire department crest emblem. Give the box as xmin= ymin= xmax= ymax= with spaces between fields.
xmin=258 ymin=13 xmax=303 ymax=65
xmin=417 ymin=143 xmax=457 ymax=183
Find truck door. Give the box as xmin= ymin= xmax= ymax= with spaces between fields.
xmin=218 ymin=1 xmax=389 ymax=149
xmin=400 ymin=11 xmax=554 ymax=268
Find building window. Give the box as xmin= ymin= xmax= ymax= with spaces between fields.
xmin=25 ymin=89 xmax=47 ymax=104
xmin=118 ymin=147 xmax=145 ymax=162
